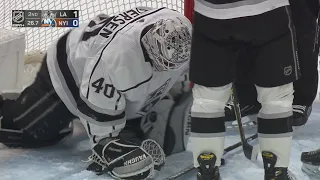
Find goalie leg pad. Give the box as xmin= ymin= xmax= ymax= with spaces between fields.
xmin=0 ymin=62 xmax=75 ymax=148
xmin=140 ymin=92 xmax=194 ymax=156
xmin=256 ymin=83 xmax=294 ymax=167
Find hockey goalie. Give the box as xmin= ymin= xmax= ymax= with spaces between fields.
xmin=0 ymin=7 xmax=192 ymax=179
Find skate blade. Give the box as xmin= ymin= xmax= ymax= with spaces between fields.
xmin=302 ymin=163 xmax=320 ymax=180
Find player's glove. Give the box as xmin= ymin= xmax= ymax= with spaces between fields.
xmin=85 ymin=138 xmax=165 ymax=179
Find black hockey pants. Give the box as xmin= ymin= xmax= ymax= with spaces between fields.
xmin=236 ymin=0 xmax=319 ymax=107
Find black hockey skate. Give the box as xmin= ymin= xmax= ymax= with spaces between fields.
xmin=301 ymin=149 xmax=320 ymax=179
xmin=262 ymin=151 xmax=297 ymax=180
xmin=292 ymin=105 xmax=312 ymax=126
xmin=196 ymin=153 xmax=221 ymax=180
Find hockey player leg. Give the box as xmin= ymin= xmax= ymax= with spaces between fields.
xmin=190 ymin=83 xmax=232 ymax=180
xmin=256 ymin=83 xmax=296 ymax=180
xmin=290 ymin=0 xmax=319 ymax=127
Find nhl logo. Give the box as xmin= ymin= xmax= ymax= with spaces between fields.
xmin=12 ymin=10 xmax=24 ymax=23
xmin=284 ymin=65 xmax=292 ymax=76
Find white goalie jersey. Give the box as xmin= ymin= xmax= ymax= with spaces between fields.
xmin=46 ymin=7 xmax=191 ymax=142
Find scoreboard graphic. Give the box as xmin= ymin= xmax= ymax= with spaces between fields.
xmin=12 ymin=10 xmax=79 ymax=27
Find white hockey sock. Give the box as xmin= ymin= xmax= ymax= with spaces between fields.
xmin=189 ymin=135 xmax=225 ymax=167
xmin=259 ymin=133 xmax=292 ymax=167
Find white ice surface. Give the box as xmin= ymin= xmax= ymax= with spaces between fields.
xmin=0 ymin=104 xmax=319 ymax=180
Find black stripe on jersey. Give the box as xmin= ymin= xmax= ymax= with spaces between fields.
xmin=285 ymin=6 xmax=300 ymax=80
xmin=77 ymin=99 xmax=125 ymax=122
xmin=115 ymin=91 xmax=122 ymax=110
xmin=87 ymin=21 xmax=97 ymax=28
xmin=86 ymin=121 xmax=97 ymax=143
xmin=86 ymin=8 xmax=166 ymax=98
xmin=118 ymin=75 xmax=153 ymax=93
xmin=204 ymin=0 xmax=246 ymax=4
xmin=56 ymin=31 xmax=125 ymax=123
xmin=140 ymin=23 xmax=155 ymax=64
xmin=57 ymin=31 xmax=78 ymax=96
xmin=82 ymin=17 xmax=113 ymax=41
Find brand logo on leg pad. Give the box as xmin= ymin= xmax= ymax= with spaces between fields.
xmin=124 ymin=154 xmax=147 ymax=166
xmin=108 ymin=147 xmax=122 ymax=153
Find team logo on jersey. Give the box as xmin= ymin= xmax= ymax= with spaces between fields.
xmin=138 ymin=79 xmax=171 ymax=115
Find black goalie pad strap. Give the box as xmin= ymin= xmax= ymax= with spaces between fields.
xmin=0 ymin=128 xmax=24 ymax=148
xmin=0 ymin=128 xmax=23 ymax=143
xmin=0 ymin=128 xmax=72 ymax=148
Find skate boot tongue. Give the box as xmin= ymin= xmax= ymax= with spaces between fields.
xmin=196 ymin=153 xmax=220 ymax=180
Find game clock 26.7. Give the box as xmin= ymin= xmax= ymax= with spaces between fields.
xmin=26 ymin=20 xmax=40 ymax=27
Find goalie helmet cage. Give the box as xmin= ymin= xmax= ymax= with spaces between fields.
xmin=0 ymin=0 xmax=195 ymax=55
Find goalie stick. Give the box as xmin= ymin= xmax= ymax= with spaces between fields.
xmin=165 ymin=133 xmax=258 ymax=180
xmin=231 ymin=84 xmax=259 ymax=161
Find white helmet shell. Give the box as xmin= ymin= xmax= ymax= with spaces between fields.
xmin=141 ymin=17 xmax=192 ymax=71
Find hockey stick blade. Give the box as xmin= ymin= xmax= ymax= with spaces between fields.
xmin=231 ymin=85 xmax=259 ymax=161
xmin=243 ymin=141 xmax=259 ymax=161
xmin=224 ymin=133 xmax=257 ymax=153
xmin=165 ymin=133 xmax=258 ymax=180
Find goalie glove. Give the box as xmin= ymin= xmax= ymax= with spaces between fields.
xmin=86 ymin=138 xmax=165 ymax=179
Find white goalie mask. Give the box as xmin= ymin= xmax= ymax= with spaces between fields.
xmin=141 ymin=17 xmax=192 ymax=71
